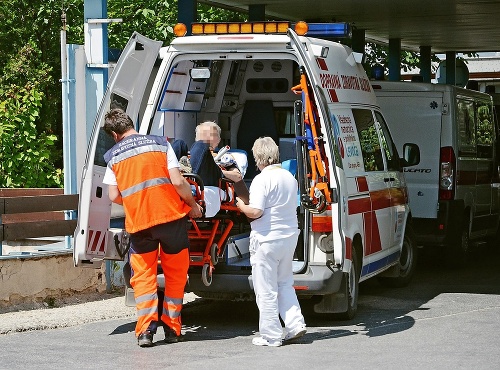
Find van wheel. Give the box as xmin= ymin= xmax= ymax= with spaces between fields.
xmin=333 ymin=248 xmax=360 ymax=320
xmin=446 ymin=216 xmax=470 ymax=267
xmin=378 ymin=224 xmax=418 ymax=288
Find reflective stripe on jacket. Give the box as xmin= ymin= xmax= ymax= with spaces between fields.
xmin=105 ymin=134 xmax=191 ymax=233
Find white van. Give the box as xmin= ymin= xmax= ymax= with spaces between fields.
xmin=73 ymin=22 xmax=419 ymax=318
xmin=373 ymin=81 xmax=500 ymax=263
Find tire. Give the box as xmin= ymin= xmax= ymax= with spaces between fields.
xmin=378 ymin=223 xmax=418 ymax=288
xmin=446 ymin=216 xmax=470 ymax=267
xmin=334 ymin=248 xmax=360 ymax=320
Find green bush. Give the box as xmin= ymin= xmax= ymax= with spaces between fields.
xmin=0 ymin=83 xmax=63 ymax=188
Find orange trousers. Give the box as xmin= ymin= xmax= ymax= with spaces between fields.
xmin=129 ymin=248 xmax=189 ymax=337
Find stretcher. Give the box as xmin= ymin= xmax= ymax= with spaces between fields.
xmin=183 ymin=173 xmax=249 ymax=287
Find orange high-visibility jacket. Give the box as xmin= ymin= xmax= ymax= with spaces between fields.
xmin=104 ymin=134 xmax=191 ymax=233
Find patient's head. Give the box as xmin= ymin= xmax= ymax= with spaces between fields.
xmin=195 ymin=121 xmax=221 ymax=150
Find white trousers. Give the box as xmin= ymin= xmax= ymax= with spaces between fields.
xmin=250 ymin=231 xmax=305 ymax=341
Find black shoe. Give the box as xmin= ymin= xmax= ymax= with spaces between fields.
xmin=164 ymin=327 xmax=182 ymax=344
xmin=137 ymin=331 xmax=154 ymax=347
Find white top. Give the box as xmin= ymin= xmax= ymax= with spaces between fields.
xmin=103 ymin=141 xmax=179 ymax=186
xmin=248 ymin=164 xmax=299 ymax=242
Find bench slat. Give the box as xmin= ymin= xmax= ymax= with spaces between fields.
xmin=0 ymin=194 xmax=79 ymax=214
xmin=2 ymin=220 xmax=78 ymax=240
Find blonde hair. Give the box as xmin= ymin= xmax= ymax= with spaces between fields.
xmin=252 ymin=137 xmax=280 ymax=168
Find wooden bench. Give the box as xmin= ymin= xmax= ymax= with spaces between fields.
xmin=0 ymin=189 xmax=79 ymax=256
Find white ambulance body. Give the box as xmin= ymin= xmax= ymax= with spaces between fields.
xmin=73 ymin=23 xmax=419 ymax=318
xmin=373 ymin=81 xmax=500 ymax=263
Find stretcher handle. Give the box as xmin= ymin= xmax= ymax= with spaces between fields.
xmin=183 ymin=172 xmax=204 ymax=192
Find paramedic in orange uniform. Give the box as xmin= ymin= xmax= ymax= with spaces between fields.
xmin=102 ymin=108 xmax=203 ymax=347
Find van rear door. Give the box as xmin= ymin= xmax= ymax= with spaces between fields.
xmin=376 ymin=91 xmax=444 ymax=220
xmin=73 ymin=33 xmax=162 ymax=267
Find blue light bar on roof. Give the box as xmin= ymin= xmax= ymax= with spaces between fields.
xmin=304 ymin=23 xmax=351 ymax=38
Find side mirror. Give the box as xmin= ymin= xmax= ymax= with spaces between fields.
xmin=401 ymin=143 xmax=420 ymax=167
xmin=190 ymin=67 xmax=210 ymax=80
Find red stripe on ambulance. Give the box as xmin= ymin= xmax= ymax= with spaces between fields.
xmin=345 ymin=237 xmax=352 ymax=260
xmin=370 ymin=189 xmax=391 ymax=210
xmin=355 ymin=176 xmax=369 ymax=192
xmin=362 ymin=211 xmax=382 ymax=255
xmin=316 ymin=57 xmax=328 ymax=71
xmin=389 ymin=187 xmax=407 ymax=206
xmin=328 ymin=89 xmax=339 ymax=102
xmin=348 ymin=196 xmax=371 ymax=215
xmin=348 ymin=187 xmax=392 ymax=255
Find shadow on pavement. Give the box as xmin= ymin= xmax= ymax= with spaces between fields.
xmin=109 ymin=240 xmax=500 ymax=343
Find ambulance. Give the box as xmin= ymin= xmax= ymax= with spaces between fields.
xmin=73 ymin=21 xmax=420 ymax=319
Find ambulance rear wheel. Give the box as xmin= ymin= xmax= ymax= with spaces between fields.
xmin=378 ymin=223 xmax=418 ymax=287
xmin=202 ymin=264 xmax=212 ymax=287
xmin=334 ymin=248 xmax=360 ymax=320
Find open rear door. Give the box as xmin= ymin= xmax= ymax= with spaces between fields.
xmin=73 ymin=33 xmax=162 ymax=268
xmin=287 ymin=29 xmax=344 ymax=267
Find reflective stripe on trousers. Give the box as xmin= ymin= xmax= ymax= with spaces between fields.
xmin=160 ymin=248 xmax=189 ymax=336
xmin=130 ymin=248 xmax=189 ymax=336
xmin=130 ymin=249 xmax=159 ymax=336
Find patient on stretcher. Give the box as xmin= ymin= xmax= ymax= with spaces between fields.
xmin=172 ymin=121 xmax=249 ymax=217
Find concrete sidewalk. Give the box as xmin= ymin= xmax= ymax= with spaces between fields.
xmin=0 ymin=292 xmax=200 ymax=335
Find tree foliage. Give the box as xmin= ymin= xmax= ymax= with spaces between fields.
xmin=0 ymin=43 xmax=63 ymax=187
xmin=363 ymin=42 xmax=442 ymax=79
xmin=1 ymin=0 xmax=438 ymax=188
xmin=0 ymin=0 xmax=81 ymax=187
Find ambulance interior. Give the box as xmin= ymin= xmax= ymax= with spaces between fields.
xmin=144 ymin=56 xmax=308 ymax=275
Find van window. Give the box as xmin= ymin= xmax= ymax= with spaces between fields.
xmin=375 ymin=111 xmax=400 ymax=171
xmin=353 ymin=109 xmax=384 ymax=171
xmin=457 ymin=98 xmax=476 ymax=156
xmin=476 ymin=101 xmax=494 ymax=159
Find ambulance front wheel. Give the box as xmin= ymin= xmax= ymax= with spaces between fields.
xmin=202 ymin=263 xmax=213 ymax=286
xmin=378 ymin=223 xmax=418 ymax=288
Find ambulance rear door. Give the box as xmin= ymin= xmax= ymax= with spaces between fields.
xmin=73 ymin=33 xmax=162 ymax=267
xmin=287 ymin=29 xmax=345 ymax=267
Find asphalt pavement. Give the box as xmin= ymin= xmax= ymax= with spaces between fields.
xmin=0 ymin=242 xmax=499 ymax=369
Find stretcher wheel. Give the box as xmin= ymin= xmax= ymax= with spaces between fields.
xmin=210 ymin=243 xmax=219 ymax=266
xmin=202 ymin=263 xmax=213 ymax=286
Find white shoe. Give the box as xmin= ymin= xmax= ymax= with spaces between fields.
xmin=252 ymin=336 xmax=282 ymax=347
xmin=284 ymin=326 xmax=307 ymax=341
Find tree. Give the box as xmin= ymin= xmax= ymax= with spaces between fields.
xmin=0 ymin=42 xmax=63 ymax=187
xmin=0 ymin=0 xmax=85 ymax=187
xmin=0 ymin=0 xmax=245 ymax=188
xmin=104 ymin=1 xmax=246 ymax=48
xmin=1 ymin=0 xmax=441 ymax=188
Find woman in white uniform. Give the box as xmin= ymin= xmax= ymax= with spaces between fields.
xmin=236 ymin=136 xmax=306 ymax=347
